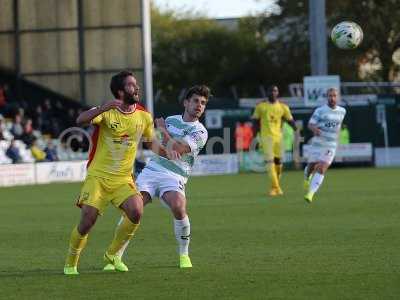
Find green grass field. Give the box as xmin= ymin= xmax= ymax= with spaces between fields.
xmin=1 ymin=168 xmax=399 ymax=299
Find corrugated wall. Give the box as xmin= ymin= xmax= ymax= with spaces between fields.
xmin=0 ymin=0 xmax=144 ymax=106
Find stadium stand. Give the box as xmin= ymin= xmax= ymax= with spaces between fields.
xmin=0 ymin=73 xmax=89 ymax=164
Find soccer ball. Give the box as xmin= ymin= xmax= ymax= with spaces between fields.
xmin=331 ymin=21 xmax=363 ymax=49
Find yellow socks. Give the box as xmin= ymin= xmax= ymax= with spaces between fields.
xmin=267 ymin=163 xmax=280 ymax=190
xmin=106 ymin=216 xmax=140 ymax=256
xmin=275 ymin=163 xmax=283 ymax=180
xmin=65 ymin=226 xmax=88 ymax=267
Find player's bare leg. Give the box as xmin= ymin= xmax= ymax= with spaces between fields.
xmin=64 ymin=205 xmax=98 ymax=275
xmin=305 ymin=162 xmax=329 ymax=203
xmin=104 ymin=194 xmax=143 ymax=272
xmin=162 ymin=191 xmax=192 ymax=268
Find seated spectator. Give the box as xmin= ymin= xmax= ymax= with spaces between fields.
xmin=0 ymin=84 xmax=7 ymax=114
xmin=10 ymin=113 xmax=24 ymax=139
xmin=33 ymin=105 xmax=44 ymax=131
xmin=44 ymin=140 xmax=58 ymax=161
xmin=6 ymin=139 xmax=22 ymax=163
xmin=0 ymin=83 xmax=14 ymax=116
xmin=64 ymin=108 xmax=77 ymax=129
xmin=30 ymin=139 xmax=46 ymax=162
xmin=41 ymin=99 xmax=54 ymax=134
xmin=17 ymin=107 xmax=25 ymax=119
xmin=21 ymin=118 xmax=35 ymax=147
xmin=0 ymin=115 xmax=13 ymax=141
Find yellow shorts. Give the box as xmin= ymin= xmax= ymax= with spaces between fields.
xmin=76 ymin=175 xmax=140 ymax=215
xmin=259 ymin=136 xmax=283 ymax=161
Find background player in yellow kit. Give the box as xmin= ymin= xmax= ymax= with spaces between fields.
xmin=63 ymin=70 xmax=172 ymax=275
xmin=252 ymin=85 xmax=298 ymax=196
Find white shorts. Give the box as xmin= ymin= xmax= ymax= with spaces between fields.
xmin=136 ymin=167 xmax=186 ymax=201
xmin=307 ymin=146 xmax=336 ymax=165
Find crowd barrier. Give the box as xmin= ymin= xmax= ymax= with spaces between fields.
xmin=0 ymin=145 xmax=390 ymax=188
xmin=0 ymin=154 xmax=239 ymax=187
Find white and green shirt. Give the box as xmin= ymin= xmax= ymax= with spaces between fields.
xmin=309 ymin=104 xmax=346 ymax=149
xmin=146 ymin=115 xmax=208 ymax=183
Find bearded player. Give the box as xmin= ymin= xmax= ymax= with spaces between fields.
xmin=63 ymin=71 xmax=175 ymax=275
xmin=304 ymin=87 xmax=346 ymax=202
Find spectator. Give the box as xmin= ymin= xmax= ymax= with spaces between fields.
xmin=33 ymin=105 xmax=44 ymax=131
xmin=6 ymin=139 xmax=22 ymax=163
xmin=30 ymin=139 xmax=46 ymax=162
xmin=42 ymin=98 xmax=54 ymax=134
xmin=235 ymin=122 xmax=245 ymax=152
xmin=2 ymin=84 xmax=13 ymax=101
xmin=10 ymin=113 xmax=24 ymax=139
xmin=0 ymin=84 xmax=7 ymax=113
xmin=235 ymin=122 xmax=253 ymax=152
xmin=44 ymin=140 xmax=59 ymax=161
xmin=51 ymin=119 xmax=61 ymax=137
xmin=283 ymin=122 xmax=295 ymax=152
xmin=17 ymin=106 xmax=26 ymax=118
xmin=21 ymin=118 xmax=35 ymax=147
xmin=64 ymin=108 xmax=76 ymax=129
xmin=54 ymin=100 xmax=64 ymax=119
xmin=0 ymin=115 xmax=13 ymax=141
xmin=242 ymin=122 xmax=254 ymax=151
xmin=339 ymin=124 xmax=350 ymax=144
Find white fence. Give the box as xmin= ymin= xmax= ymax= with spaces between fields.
xmin=1 ymin=148 xmax=398 ymax=188
xmin=375 ymin=147 xmax=400 ymax=167
xmin=0 ymin=161 xmax=87 ymax=187
xmin=0 ymin=154 xmax=239 ymax=187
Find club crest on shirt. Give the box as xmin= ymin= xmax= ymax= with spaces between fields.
xmin=109 ymin=121 xmax=120 ymax=129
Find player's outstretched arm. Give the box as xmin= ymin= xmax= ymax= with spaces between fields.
xmin=155 ymin=118 xmax=191 ymax=155
xmin=308 ymin=123 xmax=321 ymax=136
xmin=286 ymin=119 xmax=298 ymax=131
xmin=143 ymin=138 xmax=181 ymax=160
xmin=76 ymin=99 xmax=123 ymax=125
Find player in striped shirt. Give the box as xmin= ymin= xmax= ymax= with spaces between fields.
xmin=104 ymin=85 xmax=210 ymax=270
xmin=304 ymin=87 xmax=346 ymax=202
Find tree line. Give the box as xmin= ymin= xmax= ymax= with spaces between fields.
xmin=151 ymin=0 xmax=400 ymax=102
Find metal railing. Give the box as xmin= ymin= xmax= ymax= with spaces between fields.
xmin=289 ymin=82 xmax=400 ymax=97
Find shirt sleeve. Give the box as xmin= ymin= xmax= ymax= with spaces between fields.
xmin=182 ymin=128 xmax=208 ymax=154
xmin=252 ymin=104 xmax=260 ymax=119
xmin=282 ymin=104 xmax=293 ymax=121
xmin=91 ymin=107 xmax=104 ymax=125
xmin=308 ymin=108 xmax=320 ymax=125
xmin=142 ymin=113 xmax=154 ymax=141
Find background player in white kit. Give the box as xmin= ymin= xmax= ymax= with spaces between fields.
xmin=104 ymin=85 xmax=210 ymax=270
xmin=303 ymin=87 xmax=346 ymax=203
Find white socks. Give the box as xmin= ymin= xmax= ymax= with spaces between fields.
xmin=115 ymin=215 xmax=191 ymax=258
xmin=310 ymin=172 xmax=325 ymax=194
xmin=174 ymin=216 xmax=190 ymax=255
xmin=304 ymin=165 xmax=310 ymax=179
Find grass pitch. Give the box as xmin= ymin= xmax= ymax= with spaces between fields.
xmin=0 ymin=168 xmax=399 ymax=299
